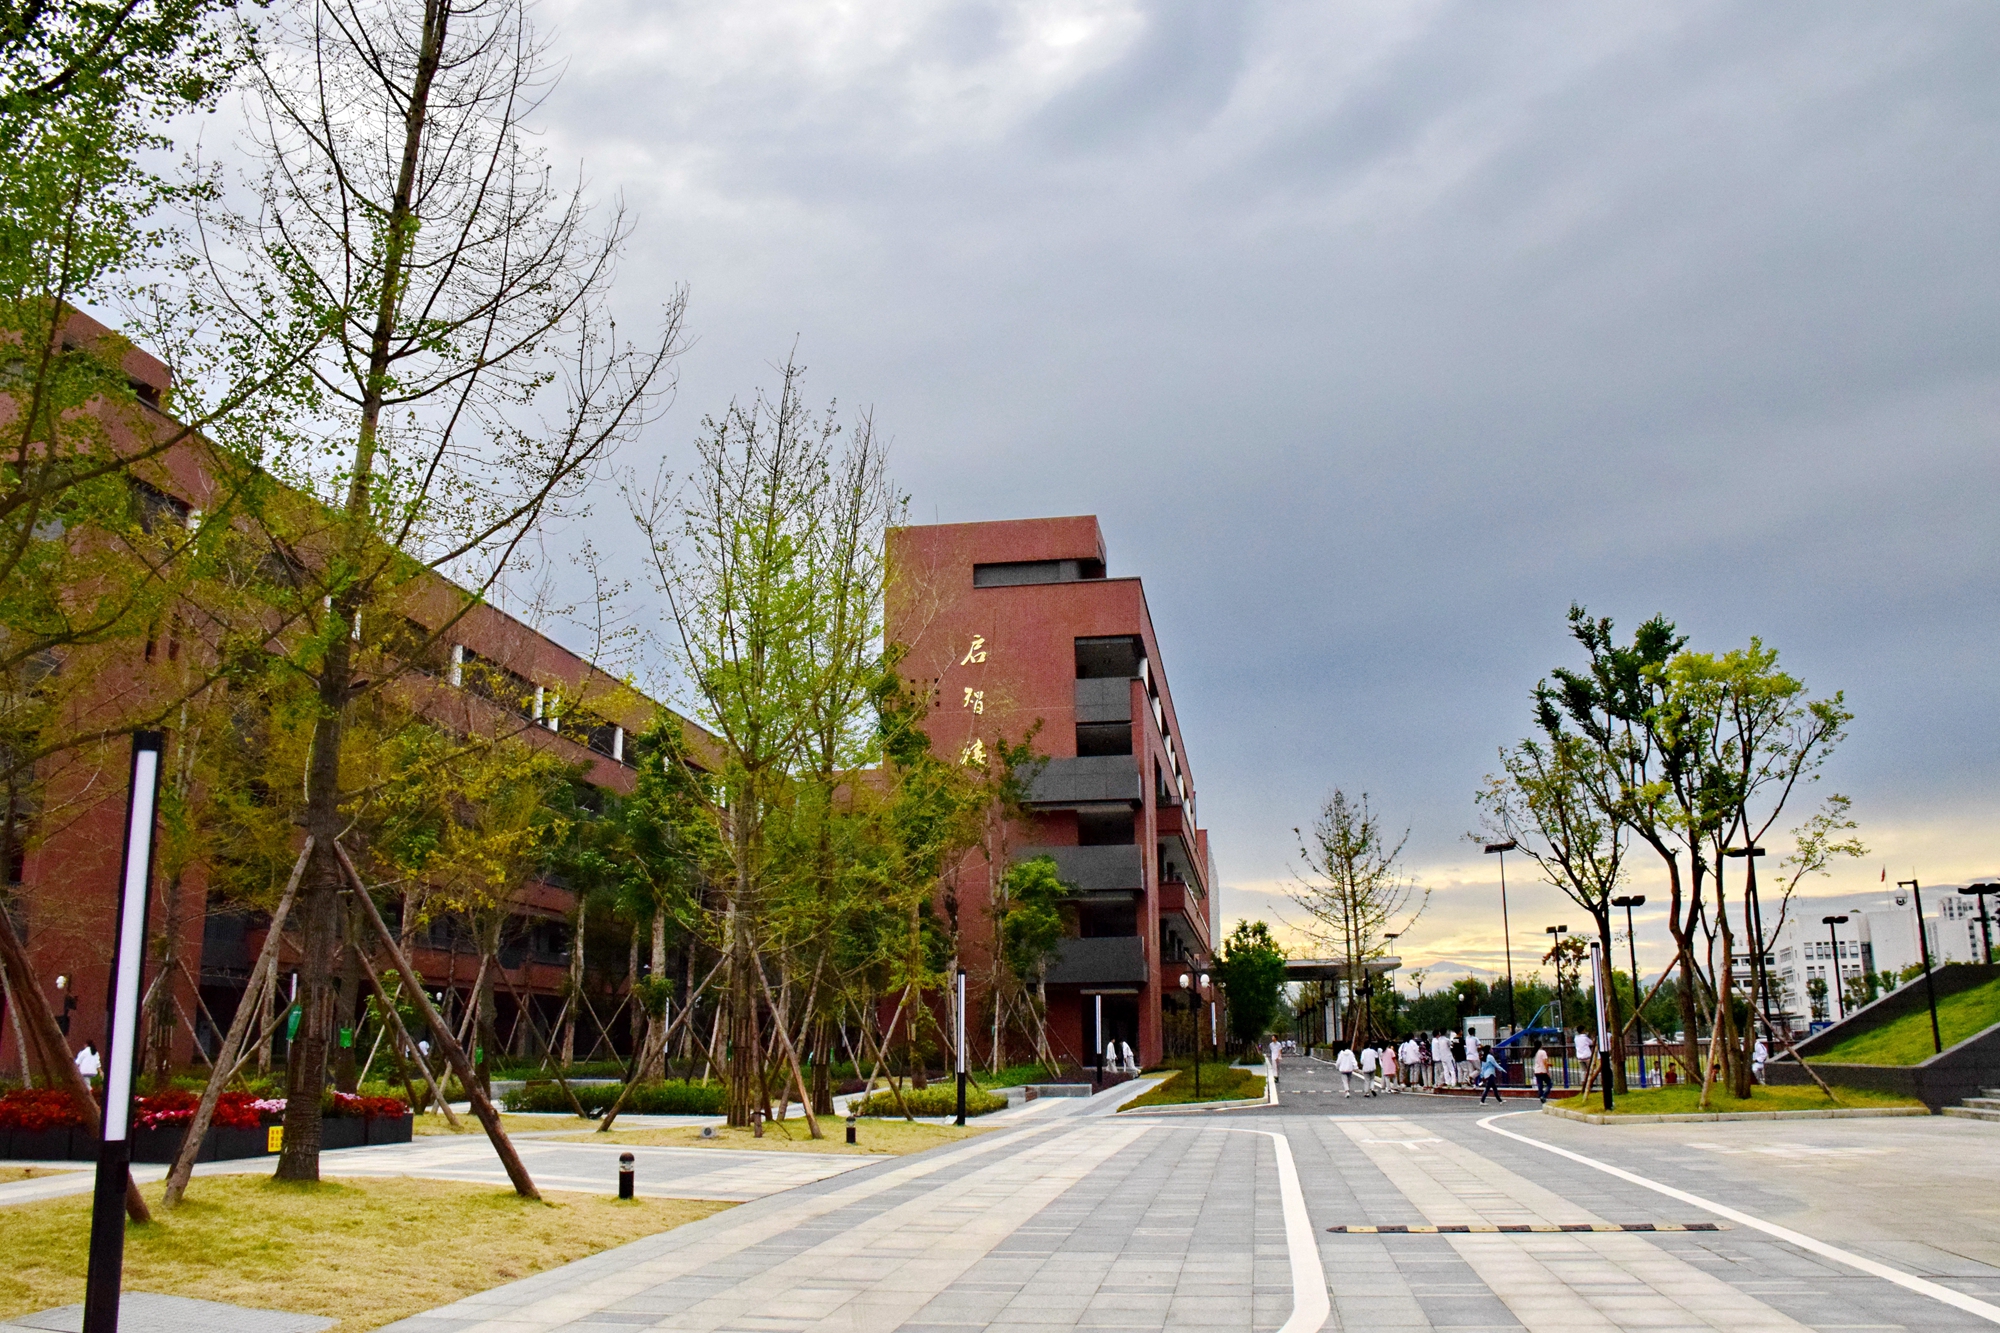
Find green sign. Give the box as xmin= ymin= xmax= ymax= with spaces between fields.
xmin=338 ymin=1026 xmax=353 ymax=1049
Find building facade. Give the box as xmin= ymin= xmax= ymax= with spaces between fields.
xmin=0 ymin=314 xmax=679 ymax=1078
xmin=886 ymin=516 xmax=1218 ymax=1070
xmin=1768 ymin=885 xmax=1997 ymax=1024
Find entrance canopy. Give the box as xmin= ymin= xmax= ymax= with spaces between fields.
xmin=1285 ymin=956 xmax=1401 ymax=982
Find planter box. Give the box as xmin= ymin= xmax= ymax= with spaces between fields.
xmin=128 ymin=1122 xmax=283 ymax=1164
xmin=320 ymin=1117 xmax=367 ymax=1151
xmin=365 ymin=1114 xmax=413 ymax=1146
xmin=2 ymin=1126 xmax=89 ymax=1161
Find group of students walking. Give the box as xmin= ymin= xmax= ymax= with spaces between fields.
xmin=1329 ymin=1030 xmax=1613 ymax=1106
xmin=1332 ymin=1030 xmax=1503 ymax=1098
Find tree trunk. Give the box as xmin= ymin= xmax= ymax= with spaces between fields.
xmin=640 ymin=902 xmax=668 ymax=1082
xmin=275 ymin=836 xmax=344 ymax=1181
xmin=560 ymin=897 xmax=583 ymax=1067
xmin=146 ymin=871 xmax=187 ymax=1083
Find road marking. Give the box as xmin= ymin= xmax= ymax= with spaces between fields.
xmin=1480 ymin=1111 xmax=2000 ymax=1327
xmin=1215 ymin=1128 xmax=1330 ymax=1333
xmin=1329 ymin=1221 xmax=1723 ymax=1233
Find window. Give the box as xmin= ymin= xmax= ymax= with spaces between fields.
xmin=1075 ymin=636 xmax=1143 ymax=680
xmin=131 ymin=479 xmax=190 ymax=534
xmin=459 ymin=648 xmax=537 ymax=719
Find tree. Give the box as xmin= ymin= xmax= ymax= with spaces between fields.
xmin=193 ymin=0 xmax=682 ymax=1179
xmin=1289 ymin=789 xmax=1426 ymax=1048
xmin=994 ymin=855 xmax=1067 ymax=1067
xmin=1476 ymin=733 xmax=1632 ymax=1088
xmin=632 ymin=358 xmax=895 ymax=1129
xmin=1215 ymin=921 xmax=1287 ymax=1049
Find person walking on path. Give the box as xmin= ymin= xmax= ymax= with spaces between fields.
xmin=1752 ymin=1034 xmax=1769 ymax=1084
xmin=1359 ymin=1043 xmax=1382 ymax=1096
xmin=1532 ymin=1044 xmax=1552 ymax=1105
xmin=1380 ymin=1042 xmax=1399 ymax=1093
xmin=1336 ymin=1044 xmax=1360 ymax=1097
xmin=74 ymin=1041 xmax=100 ymax=1080
xmin=1574 ymin=1029 xmax=1595 ymax=1088
xmin=1477 ymin=1049 xmax=1502 ymax=1104
xmin=1431 ymin=1031 xmax=1455 ymax=1087
xmin=1399 ymin=1037 xmax=1421 ymax=1090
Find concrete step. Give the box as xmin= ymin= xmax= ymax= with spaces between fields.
xmin=1960 ymin=1097 xmax=2000 ymax=1110
xmin=1944 ymin=1106 xmax=2000 ymax=1123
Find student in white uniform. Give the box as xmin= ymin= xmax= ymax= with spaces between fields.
xmin=1431 ymin=1031 xmax=1456 ymax=1087
xmin=1335 ymin=1044 xmax=1360 ymax=1096
xmin=1359 ymin=1043 xmax=1382 ymax=1096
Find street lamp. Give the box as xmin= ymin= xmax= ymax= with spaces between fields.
xmin=1179 ymin=972 xmax=1200 ymax=1098
xmin=1961 ymin=883 xmax=1998 ymax=966
xmin=1485 ymin=841 xmax=1518 ymax=1036
xmin=1820 ymin=916 xmax=1850 ymax=1021
xmin=1611 ymin=895 xmax=1646 ymax=1087
xmin=1898 ymin=880 xmax=1944 ymax=1054
xmin=1589 ymin=940 xmax=1613 ymax=1113
xmin=1725 ymin=845 xmax=1772 ymax=1027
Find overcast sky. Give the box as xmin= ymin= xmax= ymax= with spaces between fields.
xmin=503 ymin=0 xmax=2000 ymax=985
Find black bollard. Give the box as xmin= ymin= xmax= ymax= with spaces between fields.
xmin=845 ymin=1114 xmax=857 ymax=1146
xmin=618 ymin=1152 xmax=634 ymax=1200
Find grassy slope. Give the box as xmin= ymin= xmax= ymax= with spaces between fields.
xmin=1122 ymin=1063 xmax=1265 ymax=1109
xmin=1815 ymin=977 xmax=2000 ymax=1066
xmin=0 ymin=1176 xmax=726 ymax=1331
xmin=555 ymin=1119 xmax=991 ymax=1155
xmin=1585 ymin=1082 xmax=1924 ymax=1115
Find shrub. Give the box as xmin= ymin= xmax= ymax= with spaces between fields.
xmin=851 ymin=1083 xmax=1006 ymax=1118
xmin=0 ymin=1088 xmax=90 ymax=1131
xmin=501 ymin=1080 xmax=726 ymax=1116
xmin=131 ymin=1089 xmax=269 ymax=1131
xmin=325 ymin=1091 xmax=410 ymax=1120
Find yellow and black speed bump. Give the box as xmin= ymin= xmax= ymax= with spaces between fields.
xmin=1327 ymin=1222 xmax=1724 ymax=1234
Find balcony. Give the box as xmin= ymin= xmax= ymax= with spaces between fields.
xmin=1015 ymin=844 xmax=1144 ymax=895
xmin=1074 ymin=677 xmax=1132 ymax=724
xmin=1043 ymin=936 xmax=1148 ymax=987
xmin=1159 ymin=882 xmax=1210 ymax=953
xmin=1024 ymin=755 xmax=1140 ymax=808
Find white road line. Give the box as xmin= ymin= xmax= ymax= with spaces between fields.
xmin=1480 ymin=1111 xmax=2000 ymax=1327
xmin=1219 ymin=1128 xmax=1329 ymax=1333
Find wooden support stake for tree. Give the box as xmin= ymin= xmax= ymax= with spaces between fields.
xmin=354 ymin=946 xmax=459 ymax=1128
xmin=163 ymin=839 xmax=312 ymax=1206
xmin=753 ymin=947 xmax=821 ymax=1139
xmin=337 ymin=843 xmax=537 ymax=1199
xmin=597 ymin=954 xmax=727 ymax=1132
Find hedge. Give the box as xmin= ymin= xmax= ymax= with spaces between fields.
xmin=850 ymin=1083 xmax=1006 ymax=1117
xmin=501 ymin=1080 xmax=726 ymax=1116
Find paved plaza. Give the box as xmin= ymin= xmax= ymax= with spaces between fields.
xmin=10 ymin=1067 xmax=2000 ymax=1331
xmin=358 ymin=1064 xmax=2000 ymax=1333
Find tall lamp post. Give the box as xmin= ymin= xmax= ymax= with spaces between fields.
xmin=1611 ymin=895 xmax=1646 ymax=1087
xmin=1546 ymin=925 xmax=1569 ymax=1086
xmin=1897 ymin=880 xmax=1944 ymax=1054
xmin=1961 ymin=883 xmax=1998 ymax=966
xmin=1179 ymin=973 xmax=1199 ymax=1099
xmin=1485 ymin=842 xmax=1518 ymax=1036
xmin=1590 ymin=940 xmax=1613 ymax=1112
xmin=1725 ymin=845 xmax=1771 ymax=1027
xmin=1820 ymin=916 xmax=1850 ymax=1021
xmin=953 ymin=969 xmax=967 ymax=1127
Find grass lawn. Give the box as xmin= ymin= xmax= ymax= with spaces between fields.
xmin=1816 ymin=977 xmax=2000 ymax=1065
xmin=1122 ymin=1063 xmax=1265 ymax=1109
xmin=555 ymin=1118 xmax=991 ymax=1155
xmin=1579 ymin=1082 xmax=1924 ymax=1115
xmin=0 ymin=1175 xmax=727 ymax=1331
xmin=0 ymin=1166 xmax=78 ymax=1185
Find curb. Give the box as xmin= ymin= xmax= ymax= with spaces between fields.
xmin=1543 ymin=1105 xmax=1932 ymax=1125
xmin=1118 ymin=1094 xmax=1270 ymax=1116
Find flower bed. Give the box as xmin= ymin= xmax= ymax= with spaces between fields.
xmin=502 ymin=1080 xmax=726 ymax=1116
xmin=0 ymin=1086 xmax=409 ymax=1161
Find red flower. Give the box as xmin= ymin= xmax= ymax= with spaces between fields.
xmin=0 ymin=1089 xmax=91 ymax=1131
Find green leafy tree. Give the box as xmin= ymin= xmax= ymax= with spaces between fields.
xmin=1216 ymin=921 xmax=1287 ymax=1049
xmin=1289 ymin=790 xmax=1426 ymax=1048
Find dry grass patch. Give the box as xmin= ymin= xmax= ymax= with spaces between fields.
xmin=0 ymin=1174 xmax=727 ymax=1332
xmin=0 ymin=1166 xmax=78 ymax=1185
xmin=559 ymin=1118 xmax=992 ymax=1156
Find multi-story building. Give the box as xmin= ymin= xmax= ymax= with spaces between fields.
xmin=0 ymin=313 xmax=682 ymax=1076
xmin=1768 ymin=886 xmax=1996 ymax=1024
xmin=886 ymin=516 xmax=1218 ymax=1070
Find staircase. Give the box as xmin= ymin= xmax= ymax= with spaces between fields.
xmin=1944 ymin=1089 xmax=2000 ymax=1123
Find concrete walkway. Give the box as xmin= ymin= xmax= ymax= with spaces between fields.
xmin=371 ymin=1059 xmax=2000 ymax=1332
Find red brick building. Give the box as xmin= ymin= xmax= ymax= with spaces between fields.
xmin=887 ymin=516 xmax=1218 ymax=1070
xmin=0 ymin=316 xmax=678 ymax=1079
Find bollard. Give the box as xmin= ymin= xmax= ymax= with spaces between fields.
xmin=617 ymin=1152 xmax=634 ymax=1200
xmin=753 ymin=1110 xmax=764 ymax=1139
xmin=845 ymin=1114 xmax=857 ymax=1146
